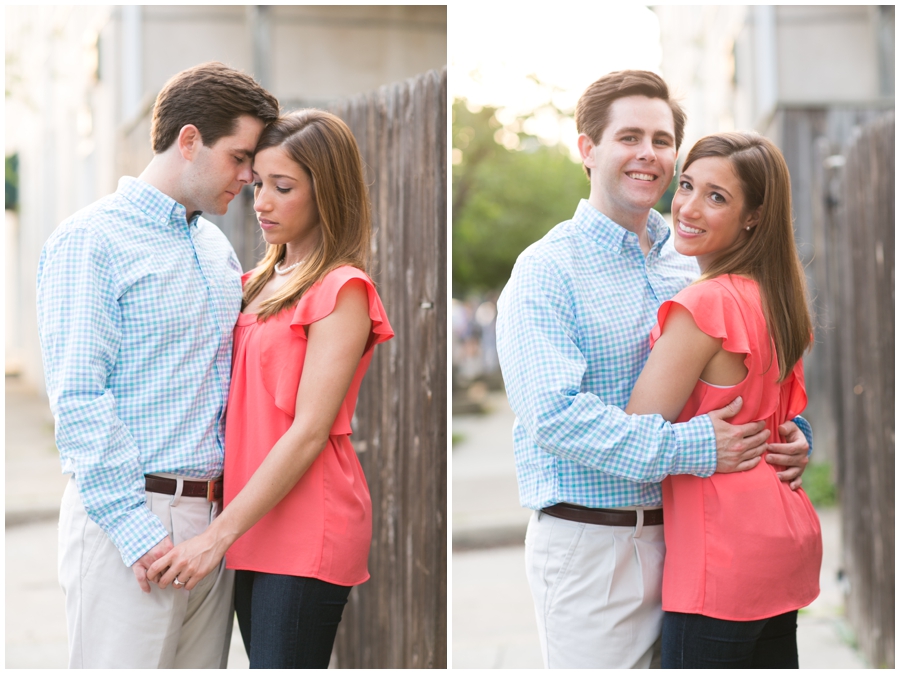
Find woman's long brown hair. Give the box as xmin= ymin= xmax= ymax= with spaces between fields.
xmin=683 ymin=132 xmax=812 ymax=382
xmin=243 ymin=110 xmax=371 ymax=320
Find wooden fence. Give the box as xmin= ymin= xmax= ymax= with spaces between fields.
xmin=772 ymin=105 xmax=892 ymax=465
xmin=812 ymin=111 xmax=894 ymax=668
xmin=328 ymin=68 xmax=447 ymax=668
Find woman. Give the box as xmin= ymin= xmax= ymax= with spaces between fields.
xmin=149 ymin=110 xmax=393 ymax=668
xmin=625 ymin=132 xmax=822 ymax=668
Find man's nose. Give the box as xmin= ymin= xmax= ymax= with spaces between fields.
xmin=636 ymin=139 xmax=657 ymax=161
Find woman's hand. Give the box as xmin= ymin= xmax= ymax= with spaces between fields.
xmin=146 ymin=526 xmax=233 ymax=591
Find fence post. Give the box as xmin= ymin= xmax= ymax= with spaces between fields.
xmin=833 ymin=111 xmax=894 ymax=668
xmin=329 ymin=68 xmax=448 ymax=669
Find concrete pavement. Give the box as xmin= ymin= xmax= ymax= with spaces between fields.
xmin=452 ymin=391 xmax=869 ymax=669
xmin=4 ymin=375 xmax=250 ymax=668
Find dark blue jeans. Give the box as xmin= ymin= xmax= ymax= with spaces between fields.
xmin=234 ymin=570 xmax=352 ymax=669
xmin=662 ymin=609 xmax=799 ymax=669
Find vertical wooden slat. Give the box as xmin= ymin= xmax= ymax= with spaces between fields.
xmin=327 ymin=68 xmax=448 ymax=669
xmin=780 ymin=106 xmax=893 ymax=668
xmin=835 ymin=112 xmax=894 ymax=669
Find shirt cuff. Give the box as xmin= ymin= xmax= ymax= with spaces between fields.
xmin=792 ymin=415 xmax=814 ymax=457
xmin=670 ymin=414 xmax=717 ymax=477
xmin=105 ymin=505 xmax=170 ymax=567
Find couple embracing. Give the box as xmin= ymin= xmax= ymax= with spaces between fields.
xmin=496 ymin=70 xmax=822 ymax=669
xmin=37 ymin=62 xmax=393 ymax=668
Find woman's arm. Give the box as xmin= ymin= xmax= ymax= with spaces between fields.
xmin=147 ymin=279 xmax=372 ymax=590
xmin=626 ymin=303 xmax=721 ymax=422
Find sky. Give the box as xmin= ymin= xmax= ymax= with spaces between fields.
xmin=449 ymin=3 xmax=662 ymax=157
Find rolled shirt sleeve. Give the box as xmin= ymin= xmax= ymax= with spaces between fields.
xmin=497 ymin=252 xmax=716 ymax=485
xmin=38 ymin=227 xmax=168 ymax=566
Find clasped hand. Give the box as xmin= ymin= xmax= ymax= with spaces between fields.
xmin=143 ymin=529 xmax=226 ymax=592
xmin=710 ymin=396 xmax=809 ymax=490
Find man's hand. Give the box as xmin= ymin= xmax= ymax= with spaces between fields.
xmin=766 ymin=420 xmax=810 ymax=491
xmin=131 ymin=536 xmax=174 ymax=593
xmin=709 ymin=397 xmax=770 ymax=473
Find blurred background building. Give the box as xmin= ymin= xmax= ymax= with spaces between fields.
xmin=6 ymin=4 xmax=447 ymax=392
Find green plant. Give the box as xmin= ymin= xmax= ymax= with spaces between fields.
xmin=802 ymin=461 xmax=837 ymax=508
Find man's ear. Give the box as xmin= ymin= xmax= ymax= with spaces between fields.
xmin=177 ymin=124 xmax=203 ymax=161
xmin=577 ymin=133 xmax=596 ymax=168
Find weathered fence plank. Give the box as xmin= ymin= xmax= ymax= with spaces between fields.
xmin=817 ymin=111 xmax=894 ymax=668
xmin=328 ymin=68 xmax=447 ymax=669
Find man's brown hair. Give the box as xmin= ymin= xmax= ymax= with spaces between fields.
xmin=151 ymin=62 xmax=279 ymax=153
xmin=576 ymin=70 xmax=686 ymax=178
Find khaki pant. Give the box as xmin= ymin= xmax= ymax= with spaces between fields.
xmin=524 ymin=508 xmax=665 ymax=669
xmin=58 ymin=477 xmax=234 ymax=668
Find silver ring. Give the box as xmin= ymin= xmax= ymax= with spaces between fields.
xmin=173 ymin=578 xmax=185 ymax=587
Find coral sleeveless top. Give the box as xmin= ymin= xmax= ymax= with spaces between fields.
xmin=224 ymin=266 xmax=393 ymax=585
xmin=650 ymin=274 xmax=821 ymax=620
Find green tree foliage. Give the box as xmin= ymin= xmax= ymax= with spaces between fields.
xmin=452 ymin=99 xmax=588 ymax=295
xmin=6 ymin=153 xmax=19 ymax=211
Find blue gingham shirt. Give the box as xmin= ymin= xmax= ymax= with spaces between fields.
xmin=497 ymin=200 xmax=718 ymax=509
xmin=37 ymin=177 xmax=242 ymax=566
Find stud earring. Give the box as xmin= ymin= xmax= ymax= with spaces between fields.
xmin=745 ymin=226 xmax=751 ymax=231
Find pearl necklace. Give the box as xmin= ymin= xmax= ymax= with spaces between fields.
xmin=274 ymin=259 xmax=304 ymax=275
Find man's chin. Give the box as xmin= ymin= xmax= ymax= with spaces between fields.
xmin=203 ymin=201 xmax=230 ymax=217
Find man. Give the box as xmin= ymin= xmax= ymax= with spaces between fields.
xmin=495 ymin=70 xmax=812 ymax=669
xmin=37 ymin=62 xmax=279 ymax=668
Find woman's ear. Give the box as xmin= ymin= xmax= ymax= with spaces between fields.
xmin=744 ymin=206 xmax=761 ymax=231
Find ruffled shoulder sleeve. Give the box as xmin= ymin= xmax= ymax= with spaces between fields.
xmin=259 ymin=266 xmax=393 ymax=427
xmin=650 ymin=277 xmax=755 ymax=358
xmin=288 ymin=265 xmax=394 ymax=345
xmin=782 ymin=358 xmax=808 ymax=420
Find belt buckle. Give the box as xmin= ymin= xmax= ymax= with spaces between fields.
xmin=207 ymin=480 xmax=216 ymax=501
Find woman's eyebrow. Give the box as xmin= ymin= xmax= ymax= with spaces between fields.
xmin=705 ymin=182 xmax=733 ymax=198
xmin=252 ymin=173 xmax=298 ymax=181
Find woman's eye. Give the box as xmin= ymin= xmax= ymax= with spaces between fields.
xmin=678 ymin=181 xmax=691 ymax=190
xmin=710 ymin=192 xmax=725 ymax=204
xmin=276 ymin=187 xmax=290 ymax=194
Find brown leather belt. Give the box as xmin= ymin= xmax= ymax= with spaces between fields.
xmin=145 ymin=475 xmax=223 ymax=501
xmin=541 ymin=502 xmax=663 ymax=527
